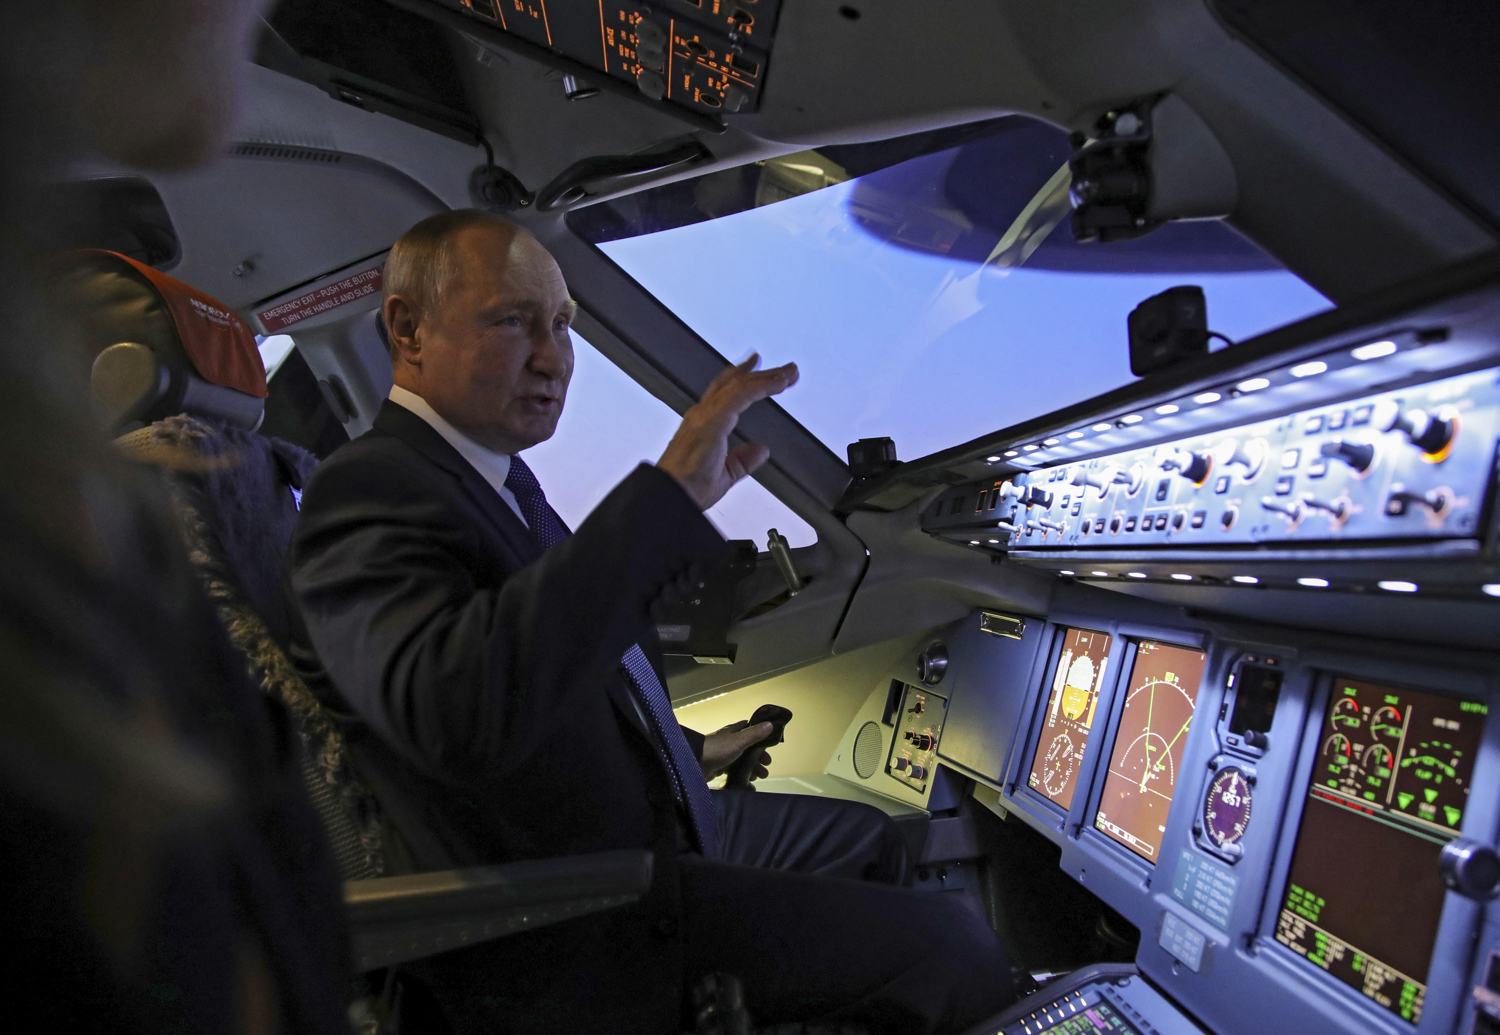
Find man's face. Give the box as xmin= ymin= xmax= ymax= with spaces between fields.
xmin=399 ymin=225 xmax=576 ymax=454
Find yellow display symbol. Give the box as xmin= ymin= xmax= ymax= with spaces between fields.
xmin=1061 ymin=655 xmax=1097 ymax=722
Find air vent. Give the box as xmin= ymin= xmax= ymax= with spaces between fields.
xmin=229 ymin=143 xmax=343 ymax=164
xmin=852 ymin=721 xmax=883 ymax=779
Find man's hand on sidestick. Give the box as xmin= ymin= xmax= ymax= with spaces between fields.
xmin=656 ymin=354 xmax=799 ymax=510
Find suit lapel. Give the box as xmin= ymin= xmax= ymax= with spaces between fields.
xmin=373 ymin=401 xmax=541 ymax=564
xmin=371 ymin=401 xmax=656 ymax=743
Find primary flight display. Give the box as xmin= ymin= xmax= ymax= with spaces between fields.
xmin=1028 ymin=628 xmax=1113 ymax=810
xmin=1094 ymin=641 xmax=1208 ymax=862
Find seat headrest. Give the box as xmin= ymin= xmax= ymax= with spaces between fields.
xmin=60 ymin=250 xmax=267 ymax=399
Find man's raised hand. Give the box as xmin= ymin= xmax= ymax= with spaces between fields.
xmin=656 ymin=354 xmax=799 ymax=510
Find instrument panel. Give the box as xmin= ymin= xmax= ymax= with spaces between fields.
xmin=925 ymin=367 xmax=1499 ymax=556
xmin=427 ymin=0 xmax=777 ymax=115
xmin=892 ymin=597 xmax=1500 ymax=1035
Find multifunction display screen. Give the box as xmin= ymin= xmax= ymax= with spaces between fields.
xmin=1028 ymin=628 xmax=1113 ymax=809
xmin=1094 ymin=641 xmax=1207 ymax=862
xmin=1275 ymin=677 xmax=1486 ymax=1025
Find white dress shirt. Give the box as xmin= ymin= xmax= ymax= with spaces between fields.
xmin=388 ymin=384 xmax=528 ymax=527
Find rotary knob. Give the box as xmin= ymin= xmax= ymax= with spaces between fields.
xmin=916 ymin=644 xmax=948 ymax=686
xmin=1161 ymin=449 xmax=1212 ymax=484
xmin=1018 ymin=486 xmax=1054 ymax=508
xmin=1378 ymin=401 xmax=1457 ymax=456
xmin=1212 ymin=437 xmax=1268 ymax=480
xmin=1439 ymin=838 xmax=1500 ymax=900
xmin=1320 ymin=439 xmax=1376 ymax=473
xmin=905 ymin=732 xmax=936 ymax=751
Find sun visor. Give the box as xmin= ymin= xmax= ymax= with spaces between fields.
xmin=74 ymin=250 xmax=268 ymax=399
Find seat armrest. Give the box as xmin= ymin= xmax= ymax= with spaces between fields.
xmin=344 ymin=848 xmax=654 ymax=971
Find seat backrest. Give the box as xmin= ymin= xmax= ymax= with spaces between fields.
xmin=56 ymin=249 xmax=268 ymax=432
xmin=55 ymin=251 xmax=386 ymax=880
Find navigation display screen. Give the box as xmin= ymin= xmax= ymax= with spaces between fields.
xmin=1094 ymin=641 xmax=1207 ymax=862
xmin=1028 ymin=628 xmax=1113 ymax=809
xmin=1275 ymin=677 xmax=1486 ymax=1025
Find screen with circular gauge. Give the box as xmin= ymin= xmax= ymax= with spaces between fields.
xmin=1203 ymin=766 xmax=1252 ymax=850
xmin=1094 ymin=641 xmax=1207 ymax=862
xmin=1274 ymin=677 xmax=1487 ymax=1025
xmin=1027 ymin=628 xmax=1113 ymax=810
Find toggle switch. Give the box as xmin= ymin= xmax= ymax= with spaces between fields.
xmin=1071 ymin=468 xmax=1116 ymax=496
xmin=1300 ymin=494 xmax=1349 ymax=520
xmin=1260 ymin=496 xmax=1304 ymax=522
xmin=1385 ymin=487 xmax=1451 ymax=516
xmin=1028 ymin=517 xmax=1065 ymax=533
xmin=1161 ymin=449 xmax=1212 ymax=484
xmin=1320 ymin=439 xmax=1376 ymax=473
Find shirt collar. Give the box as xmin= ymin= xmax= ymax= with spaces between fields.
xmin=387 ymin=383 xmax=513 ymax=491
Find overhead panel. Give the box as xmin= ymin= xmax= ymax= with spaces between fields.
xmin=428 ymin=0 xmax=777 ymax=117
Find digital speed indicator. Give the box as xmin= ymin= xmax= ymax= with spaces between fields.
xmin=1203 ymin=767 xmax=1253 ymax=850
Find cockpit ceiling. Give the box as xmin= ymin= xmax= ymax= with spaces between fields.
xmin=60 ymin=1 xmax=1498 ymax=328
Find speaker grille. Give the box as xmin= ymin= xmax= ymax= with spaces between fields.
xmin=852 ymin=721 xmax=883 ymax=779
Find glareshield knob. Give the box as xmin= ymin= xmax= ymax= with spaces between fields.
xmin=1439 ymin=838 xmax=1500 ymax=900
xmin=916 ymin=644 xmax=948 ymax=685
xmin=1320 ymin=439 xmax=1376 ymax=473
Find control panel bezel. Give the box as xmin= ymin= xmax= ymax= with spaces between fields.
xmin=980 ymin=584 xmax=1500 ymax=1035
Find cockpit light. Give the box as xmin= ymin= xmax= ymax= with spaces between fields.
xmin=1193 ymin=392 xmax=1222 ymax=405
xmin=1352 ymin=340 xmax=1398 ymax=361
xmin=1155 ymin=404 xmax=1180 ymax=415
xmin=1091 ymin=422 xmax=1112 ymax=432
xmin=1121 ymin=414 xmax=1143 ymax=425
xmin=1043 ymin=438 xmax=1061 ymax=446
xmin=1232 ymin=575 xmax=1259 ymax=584
xmin=1067 ymin=430 xmax=1085 ymax=439
xmin=1291 ymin=360 xmax=1328 ymax=377
xmin=1090 ymin=570 xmax=1110 ymax=577
xmin=1483 ymin=585 xmax=1500 ymax=597
xmin=1004 ymin=450 xmax=1020 ymax=457
xmin=1127 ymin=571 xmax=1147 ymax=578
xmin=1297 ymin=577 xmax=1330 ymax=588
xmin=1237 ymin=377 xmax=1271 ymax=393
xmin=1170 ymin=573 xmax=1193 ymax=581
xmin=1059 ymin=570 xmax=1075 ymax=575
xmin=1378 ymin=580 xmax=1418 ymax=593
xmin=986 ymin=455 xmax=1001 ymax=462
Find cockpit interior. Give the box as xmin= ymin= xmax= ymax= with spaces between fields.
xmin=38 ymin=1 xmax=1500 ymax=1033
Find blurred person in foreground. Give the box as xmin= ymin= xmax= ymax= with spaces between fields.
xmin=1 ymin=4 xmax=349 ymax=1032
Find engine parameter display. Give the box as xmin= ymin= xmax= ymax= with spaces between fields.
xmin=1274 ymin=677 xmax=1486 ymax=1025
xmin=1094 ymin=641 xmax=1207 ymax=862
xmin=1028 ymin=628 xmax=1113 ymax=809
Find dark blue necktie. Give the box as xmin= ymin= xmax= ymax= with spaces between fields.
xmin=503 ymin=456 xmax=719 ymax=858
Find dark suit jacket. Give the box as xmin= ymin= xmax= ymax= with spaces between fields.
xmin=286 ymin=400 xmax=730 ymax=1033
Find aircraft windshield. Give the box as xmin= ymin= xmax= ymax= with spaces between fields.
xmin=578 ymin=117 xmax=1330 ymax=463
